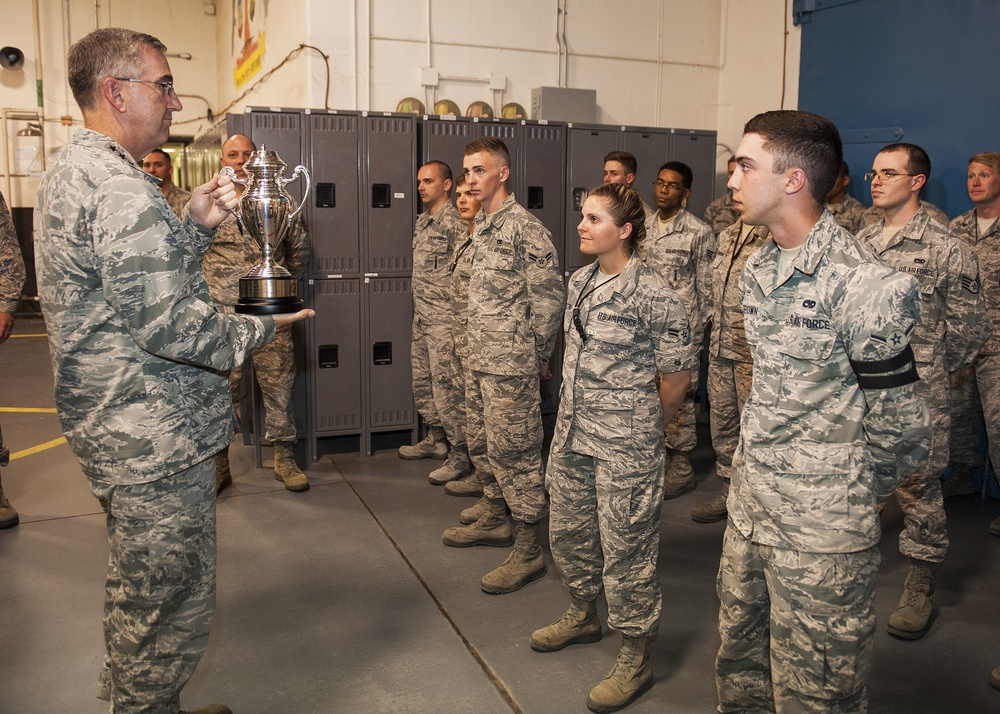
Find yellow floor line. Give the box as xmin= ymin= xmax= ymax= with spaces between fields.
xmin=9 ymin=333 xmax=47 ymax=338
xmin=0 ymin=407 xmax=58 ymax=413
xmin=10 ymin=436 xmax=67 ymax=460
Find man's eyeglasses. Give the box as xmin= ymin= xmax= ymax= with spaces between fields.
xmin=653 ymin=180 xmax=685 ymax=191
xmin=863 ymin=170 xmax=915 ymax=182
xmin=115 ymin=77 xmax=175 ymax=97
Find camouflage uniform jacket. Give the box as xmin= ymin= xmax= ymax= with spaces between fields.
xmin=34 ymin=129 xmax=275 ymax=483
xmin=709 ymin=221 xmax=769 ymax=362
xmin=861 ymin=199 xmax=948 ymax=230
xmin=639 ymin=207 xmax=716 ymax=337
xmin=413 ymin=199 xmax=466 ymax=324
xmin=704 ymin=192 xmax=739 ymax=235
xmin=450 ymin=231 xmax=474 ymax=359
xmin=162 ymin=182 xmax=191 ymax=219
xmin=826 ymin=193 xmax=867 ymax=235
xmin=0 ymin=191 xmax=25 ymax=313
xmin=730 ymin=210 xmax=931 ymax=553
xmin=467 ymin=194 xmax=565 ymax=376
xmin=952 ymin=209 xmax=1000 ymax=354
xmin=552 ymin=254 xmax=693 ymax=463
xmin=201 ymin=201 xmax=309 ymax=308
xmin=858 ymin=206 xmax=990 ymax=375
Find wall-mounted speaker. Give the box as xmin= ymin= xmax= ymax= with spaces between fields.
xmin=0 ymin=47 xmax=24 ymax=70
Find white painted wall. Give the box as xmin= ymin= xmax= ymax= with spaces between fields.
xmin=2 ymin=0 xmax=799 ymax=207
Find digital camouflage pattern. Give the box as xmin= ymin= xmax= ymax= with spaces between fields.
xmin=708 ymin=221 xmax=769 ymax=482
xmin=858 ymin=206 xmax=989 ymax=563
xmin=826 ymin=192 xmax=867 ymax=235
xmin=161 ymin=182 xmax=191 ymax=220
xmin=860 ymin=199 xmax=948 ymax=230
xmin=466 ymin=195 xmax=564 ymax=523
xmin=717 ymin=527 xmax=880 ymax=714
xmin=639 ymin=207 xmax=715 ymax=453
xmin=949 ymin=210 xmax=1000 ymax=475
xmin=94 ymin=459 xmax=216 ymax=714
xmin=446 ymin=233 xmax=475 ymax=457
xmin=704 ymin=192 xmax=739 ymax=236
xmin=729 ymin=210 xmax=931 ymax=554
xmin=202 ymin=209 xmax=308 ymax=442
xmin=34 ymin=127 xmax=275 ymax=714
xmin=34 ymin=129 xmax=275 ymax=482
xmin=411 ymin=200 xmax=467 ymax=437
xmin=0 ymin=190 xmax=25 ymax=313
xmin=466 ymin=194 xmax=565 ymax=376
xmin=548 ymin=255 xmax=692 ymax=636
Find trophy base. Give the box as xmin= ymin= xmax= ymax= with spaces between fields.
xmin=235 ymin=276 xmax=303 ymax=315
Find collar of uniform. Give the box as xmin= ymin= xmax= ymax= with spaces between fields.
xmin=612 ymin=253 xmax=642 ymax=301
xmin=478 ymin=193 xmax=516 ymax=232
xmin=747 ymin=210 xmax=835 ymax=295
xmin=875 ymin=204 xmax=932 ymax=252
xmin=75 ymin=127 xmax=160 ymax=191
xmin=656 ymin=207 xmax=689 ymax=236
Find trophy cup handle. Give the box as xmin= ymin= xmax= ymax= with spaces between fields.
xmin=219 ymin=166 xmax=250 ymax=231
xmin=278 ymin=165 xmax=311 ymax=223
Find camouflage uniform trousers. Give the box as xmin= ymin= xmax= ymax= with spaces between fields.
xmin=893 ymin=355 xmax=949 ymax=563
xmin=412 ymin=317 xmax=467 ymax=455
xmin=447 ymin=348 xmax=470 ymax=460
xmin=707 ymin=356 xmax=753 ymax=482
xmin=93 ymin=457 xmax=217 ymax=714
xmin=466 ymin=370 xmax=548 ymax=523
xmin=949 ymin=353 xmax=1000 ymax=479
xmin=663 ymin=330 xmax=705 ymax=453
xmin=716 ymin=526 xmax=878 ymax=714
xmin=547 ymin=447 xmax=664 ymax=637
xmin=229 ymin=322 xmax=297 ymax=443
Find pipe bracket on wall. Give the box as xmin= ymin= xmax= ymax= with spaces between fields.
xmin=839 ymin=127 xmax=905 ymax=145
xmin=792 ymin=0 xmax=863 ymax=26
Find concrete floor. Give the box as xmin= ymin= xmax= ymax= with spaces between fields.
xmin=2 ymin=315 xmax=1000 ymax=713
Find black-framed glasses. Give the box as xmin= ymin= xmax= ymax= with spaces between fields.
xmin=114 ymin=77 xmax=175 ymax=96
xmin=653 ymin=180 xmax=684 ymax=191
xmin=863 ymin=170 xmax=915 ymax=182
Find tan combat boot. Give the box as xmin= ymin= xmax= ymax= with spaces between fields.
xmin=691 ymin=478 xmax=729 ymax=523
xmin=942 ymin=462 xmax=976 ymax=500
xmin=586 ymin=635 xmax=654 ymax=713
xmin=990 ymin=665 xmax=1000 ymax=691
xmin=180 ymin=706 xmax=233 ymax=714
xmin=399 ymin=426 xmax=448 ymax=460
xmin=459 ymin=496 xmax=488 ymax=525
xmin=274 ymin=442 xmax=310 ymax=492
xmin=530 ymin=595 xmax=602 ymax=651
xmin=0 ymin=474 xmax=19 ymax=529
xmin=887 ymin=559 xmax=934 ymax=639
xmin=991 ymin=515 xmax=1000 ymax=537
xmin=480 ymin=520 xmax=546 ymax=594
xmin=445 ymin=471 xmax=484 ymax=497
xmin=443 ymin=497 xmax=513 ymax=547
xmin=214 ymin=448 xmax=233 ymax=495
xmin=428 ymin=450 xmax=471 ymax=485
xmin=663 ymin=449 xmax=695 ymax=500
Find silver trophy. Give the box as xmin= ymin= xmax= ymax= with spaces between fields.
xmin=221 ymin=146 xmax=311 ymax=315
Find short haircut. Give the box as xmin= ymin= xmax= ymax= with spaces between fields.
xmin=587 ymin=183 xmax=646 ymax=255
xmin=604 ymin=151 xmax=638 ymax=176
xmin=969 ymin=152 xmax=1000 ymax=172
xmin=658 ymin=161 xmax=693 ymax=190
xmin=144 ymin=148 xmax=171 ymax=166
xmin=727 ymin=156 xmax=738 ymax=167
xmin=422 ymin=160 xmax=453 ymax=184
xmin=455 ymin=173 xmax=467 ymax=187
xmin=743 ymin=110 xmax=842 ymax=205
xmin=880 ymin=143 xmax=931 ymax=181
xmin=68 ymin=28 xmax=167 ymax=112
xmin=837 ymin=160 xmax=849 ymax=179
xmin=463 ymin=136 xmax=511 ymax=168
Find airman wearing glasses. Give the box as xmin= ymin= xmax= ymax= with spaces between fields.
xmin=856 ymin=142 xmax=988 ymax=641
xmin=639 ymin=161 xmax=716 ymax=500
xmin=859 ymin=155 xmax=949 ymax=229
xmin=34 ymin=28 xmax=312 ymax=714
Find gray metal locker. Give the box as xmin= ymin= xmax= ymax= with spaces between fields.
xmin=421 ymin=116 xmax=474 ymax=185
xmin=307 ymin=110 xmax=362 ymax=276
xmin=310 ymin=278 xmax=363 ymax=448
xmin=366 ymin=276 xmax=416 ymax=455
xmin=668 ymin=129 xmax=718 ymax=219
xmin=564 ymin=124 xmax=620 ymax=270
xmin=621 ymin=126 xmax=671 ymax=210
xmin=520 ymin=120 xmax=567 ymax=266
xmin=473 ymin=118 xmax=522 ymax=200
xmin=363 ymin=113 xmax=417 ymax=274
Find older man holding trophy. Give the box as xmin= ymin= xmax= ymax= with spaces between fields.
xmin=202 ymin=133 xmax=312 ymax=493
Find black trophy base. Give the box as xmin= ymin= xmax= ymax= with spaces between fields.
xmin=235 ymin=295 xmax=304 ymax=315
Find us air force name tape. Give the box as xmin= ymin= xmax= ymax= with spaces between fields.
xmin=849 ymin=344 xmax=919 ymax=389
